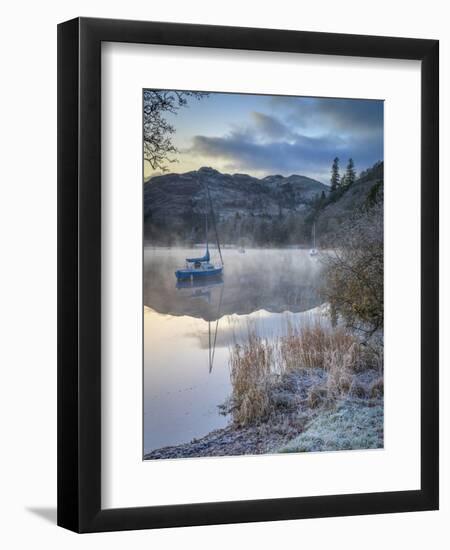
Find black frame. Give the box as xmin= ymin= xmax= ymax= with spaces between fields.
xmin=57 ymin=17 xmax=439 ymax=533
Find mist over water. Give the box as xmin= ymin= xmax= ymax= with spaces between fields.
xmin=144 ymin=247 xmax=326 ymax=454
xmin=144 ymin=247 xmax=324 ymax=320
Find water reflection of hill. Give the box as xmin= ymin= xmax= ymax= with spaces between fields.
xmin=144 ymin=248 xmax=325 ymax=322
xmin=188 ymin=306 xmax=330 ymax=350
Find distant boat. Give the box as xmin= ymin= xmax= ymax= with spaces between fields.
xmin=310 ymin=222 xmax=318 ymax=256
xmin=175 ymin=180 xmax=224 ymax=280
xmin=238 ymin=247 xmax=246 ymax=254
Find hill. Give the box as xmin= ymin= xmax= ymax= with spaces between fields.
xmin=144 ymin=167 xmax=328 ymax=245
xmin=313 ymin=161 xmax=383 ymax=241
xmin=143 ymin=163 xmax=383 ymax=246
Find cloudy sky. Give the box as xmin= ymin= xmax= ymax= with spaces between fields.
xmin=144 ymin=91 xmax=383 ymax=184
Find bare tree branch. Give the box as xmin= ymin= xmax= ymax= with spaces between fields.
xmin=143 ymin=90 xmax=209 ymax=173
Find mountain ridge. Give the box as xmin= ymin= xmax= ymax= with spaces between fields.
xmin=143 ymin=163 xmax=383 ymax=246
xmin=145 ymin=166 xmax=327 ymax=186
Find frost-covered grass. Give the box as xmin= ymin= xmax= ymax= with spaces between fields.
xmin=278 ymin=399 xmax=383 ymax=453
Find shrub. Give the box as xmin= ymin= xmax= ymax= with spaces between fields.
xmin=322 ymin=197 xmax=383 ymax=336
xmin=369 ymin=377 xmax=384 ymax=398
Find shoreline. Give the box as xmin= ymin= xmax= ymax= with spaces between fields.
xmin=144 ymin=368 xmax=383 ymax=460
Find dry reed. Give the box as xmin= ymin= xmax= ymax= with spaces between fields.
xmin=229 ymin=331 xmax=277 ymax=426
xmin=279 ymin=321 xmax=362 ymax=372
xmin=228 ymin=319 xmax=381 ymax=426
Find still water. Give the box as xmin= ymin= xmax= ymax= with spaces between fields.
xmin=144 ymin=247 xmax=325 ymax=454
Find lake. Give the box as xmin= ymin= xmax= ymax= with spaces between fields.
xmin=144 ymin=247 xmax=326 ymax=454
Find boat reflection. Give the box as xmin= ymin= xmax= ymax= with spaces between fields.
xmin=176 ymin=277 xmax=224 ymax=373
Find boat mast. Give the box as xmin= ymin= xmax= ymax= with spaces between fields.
xmin=204 ymin=183 xmax=209 ymax=254
xmin=208 ymin=320 xmax=212 ymax=371
xmin=205 ymin=182 xmax=224 ymax=266
xmin=209 ymin=282 xmax=224 ymax=373
xmin=313 ymin=223 xmax=316 ymax=249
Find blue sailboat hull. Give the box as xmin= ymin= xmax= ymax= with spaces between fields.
xmin=175 ymin=266 xmax=223 ymax=280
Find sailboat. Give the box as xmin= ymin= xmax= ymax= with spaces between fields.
xmin=310 ymin=222 xmax=318 ymax=256
xmin=175 ymin=180 xmax=224 ymax=280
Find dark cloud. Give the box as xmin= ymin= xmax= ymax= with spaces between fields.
xmin=314 ymin=98 xmax=383 ymax=134
xmin=250 ymin=111 xmax=293 ymax=140
xmin=272 ymin=96 xmax=384 ymax=140
xmin=187 ymin=97 xmax=383 ymax=182
xmin=189 ymin=131 xmax=382 ymax=183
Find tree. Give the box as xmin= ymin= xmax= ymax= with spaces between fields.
xmin=330 ymin=157 xmax=340 ymax=191
xmin=344 ymin=158 xmax=356 ymax=187
xmin=143 ymin=90 xmax=208 ymax=172
xmin=312 ymin=190 xmax=327 ymax=211
xmin=322 ymin=192 xmax=383 ymax=336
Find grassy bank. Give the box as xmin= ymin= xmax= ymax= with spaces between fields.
xmin=278 ymin=400 xmax=383 ymax=453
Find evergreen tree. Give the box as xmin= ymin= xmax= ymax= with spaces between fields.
xmin=344 ymin=158 xmax=356 ymax=187
xmin=317 ymin=190 xmax=327 ymax=209
xmin=330 ymin=157 xmax=340 ymax=191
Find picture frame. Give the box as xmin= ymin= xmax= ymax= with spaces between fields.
xmin=57 ymin=17 xmax=439 ymax=533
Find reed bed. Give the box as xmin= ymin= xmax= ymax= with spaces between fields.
xmin=229 ymin=331 xmax=277 ymax=427
xmin=279 ymin=321 xmax=362 ymax=371
xmin=228 ymin=319 xmax=382 ymax=427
